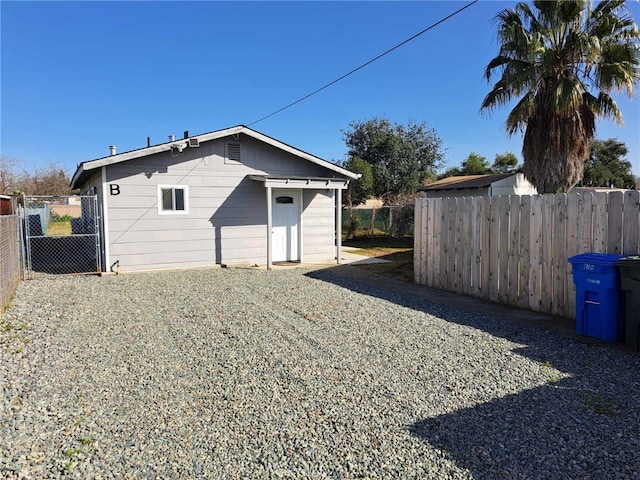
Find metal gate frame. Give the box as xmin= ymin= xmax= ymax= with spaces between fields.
xmin=18 ymin=195 xmax=102 ymax=278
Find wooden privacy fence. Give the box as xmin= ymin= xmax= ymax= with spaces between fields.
xmin=414 ymin=190 xmax=640 ymax=319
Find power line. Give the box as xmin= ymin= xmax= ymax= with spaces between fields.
xmin=248 ymin=0 xmax=480 ymax=127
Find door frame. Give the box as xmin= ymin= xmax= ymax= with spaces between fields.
xmin=271 ymin=189 xmax=301 ymax=263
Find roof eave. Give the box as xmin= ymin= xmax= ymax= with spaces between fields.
xmin=240 ymin=128 xmax=359 ymax=179
xmin=248 ymin=175 xmax=351 ymax=189
xmin=70 ymin=164 xmax=87 ymax=190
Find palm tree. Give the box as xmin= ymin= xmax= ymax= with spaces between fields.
xmin=481 ymin=0 xmax=640 ymax=193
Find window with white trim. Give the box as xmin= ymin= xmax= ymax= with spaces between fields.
xmin=158 ymin=185 xmax=189 ymax=214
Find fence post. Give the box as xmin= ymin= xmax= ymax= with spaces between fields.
xmin=414 ymin=198 xmax=422 ymax=284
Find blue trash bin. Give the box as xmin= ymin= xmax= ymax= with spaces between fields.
xmin=568 ymin=253 xmax=624 ymax=342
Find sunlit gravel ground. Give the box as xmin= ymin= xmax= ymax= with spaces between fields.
xmin=1 ymin=267 xmax=639 ymax=479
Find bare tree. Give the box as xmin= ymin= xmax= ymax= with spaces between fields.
xmin=27 ymin=163 xmax=74 ymax=195
xmin=0 ymin=157 xmax=75 ymax=195
xmin=0 ymin=155 xmax=21 ymax=194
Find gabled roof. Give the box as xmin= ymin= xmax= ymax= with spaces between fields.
xmin=71 ymin=125 xmax=358 ymax=188
xmin=418 ymin=173 xmax=515 ymax=191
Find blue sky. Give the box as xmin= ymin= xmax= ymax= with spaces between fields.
xmin=2 ymin=1 xmax=639 ymax=177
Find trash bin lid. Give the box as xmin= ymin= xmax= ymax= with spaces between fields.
xmin=615 ymin=256 xmax=640 ymax=267
xmin=568 ymin=253 xmax=624 ymax=266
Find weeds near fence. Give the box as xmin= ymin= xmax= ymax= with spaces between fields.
xmin=59 ymin=391 xmax=96 ymax=474
xmin=0 ymin=317 xmax=31 ymax=354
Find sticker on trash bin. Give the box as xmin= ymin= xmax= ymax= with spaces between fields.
xmin=587 ymin=278 xmax=600 ymax=284
xmin=584 ymin=263 xmax=595 ymax=271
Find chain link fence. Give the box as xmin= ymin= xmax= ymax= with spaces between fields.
xmin=20 ymin=195 xmax=101 ymax=278
xmin=1 ymin=213 xmax=21 ymax=312
xmin=342 ymin=205 xmax=414 ymax=239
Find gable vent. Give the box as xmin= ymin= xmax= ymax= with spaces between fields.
xmin=225 ymin=142 xmax=241 ymax=165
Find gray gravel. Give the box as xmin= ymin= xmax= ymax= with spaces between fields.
xmin=1 ymin=267 xmax=639 ymax=479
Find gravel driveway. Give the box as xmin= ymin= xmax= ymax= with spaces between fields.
xmin=1 ymin=267 xmax=639 ymax=479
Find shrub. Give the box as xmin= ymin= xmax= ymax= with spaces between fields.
xmin=50 ymin=211 xmax=73 ymax=222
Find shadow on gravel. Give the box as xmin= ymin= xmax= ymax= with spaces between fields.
xmin=408 ymin=377 xmax=640 ymax=479
xmin=306 ymin=266 xmax=640 ymax=478
xmin=305 ymin=266 xmax=575 ymax=354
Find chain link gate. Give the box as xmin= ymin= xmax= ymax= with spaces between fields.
xmin=342 ymin=204 xmax=415 ymax=238
xmin=19 ymin=195 xmax=101 ymax=278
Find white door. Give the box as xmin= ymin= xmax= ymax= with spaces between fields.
xmin=272 ymin=190 xmax=300 ymax=262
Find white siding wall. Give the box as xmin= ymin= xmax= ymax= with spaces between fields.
xmin=302 ymin=190 xmax=335 ymax=263
xmin=491 ymin=173 xmax=538 ymax=196
xmin=103 ymin=135 xmax=334 ymax=271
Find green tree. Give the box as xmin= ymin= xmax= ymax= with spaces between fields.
xmin=343 ymin=117 xmax=445 ymax=204
xmin=492 ymin=152 xmax=520 ymax=173
xmin=341 ymin=156 xmax=374 ymax=238
xmin=581 ymin=138 xmax=635 ymax=188
xmin=436 ymin=166 xmax=462 ymax=180
xmin=481 ymin=0 xmax=640 ymax=193
xmin=461 ymin=152 xmax=491 ymax=175
xmin=342 ymin=156 xmax=374 ymax=208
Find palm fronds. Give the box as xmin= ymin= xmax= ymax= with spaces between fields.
xmin=481 ymin=0 xmax=640 ymax=193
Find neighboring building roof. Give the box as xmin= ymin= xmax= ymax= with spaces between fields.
xmin=572 ymin=186 xmax=632 ymax=193
xmin=71 ymin=125 xmax=359 ymax=189
xmin=418 ymin=173 xmax=515 ymax=192
xmin=353 ymin=197 xmax=384 ymax=209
